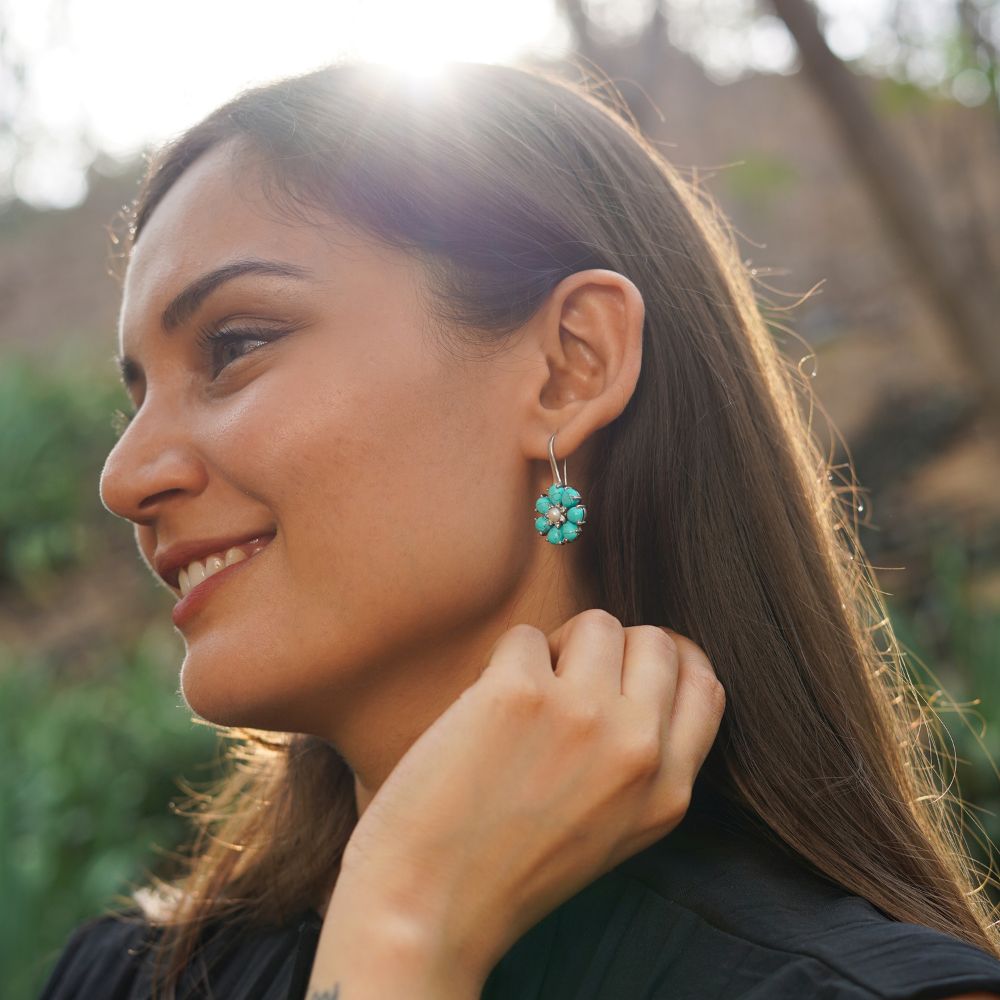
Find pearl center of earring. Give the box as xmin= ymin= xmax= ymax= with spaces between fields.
xmin=546 ymin=506 xmax=565 ymax=525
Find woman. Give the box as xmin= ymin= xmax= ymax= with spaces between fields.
xmin=39 ymin=60 xmax=1000 ymax=999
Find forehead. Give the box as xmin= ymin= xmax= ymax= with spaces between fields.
xmin=119 ymin=141 xmax=381 ymax=337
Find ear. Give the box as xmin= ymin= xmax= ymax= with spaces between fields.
xmin=519 ymin=268 xmax=644 ymax=483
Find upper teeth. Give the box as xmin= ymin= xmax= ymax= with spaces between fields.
xmin=177 ymin=539 xmax=270 ymax=598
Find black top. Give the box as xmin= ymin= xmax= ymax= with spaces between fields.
xmin=38 ymin=782 xmax=1000 ymax=999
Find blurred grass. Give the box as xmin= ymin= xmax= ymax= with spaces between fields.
xmin=1 ymin=352 xmax=998 ymax=995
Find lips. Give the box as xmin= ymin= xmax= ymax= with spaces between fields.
xmin=170 ymin=538 xmax=271 ymax=628
xmin=154 ymin=530 xmax=277 ymax=591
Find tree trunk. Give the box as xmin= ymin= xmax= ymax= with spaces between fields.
xmin=770 ymin=0 xmax=1000 ymax=439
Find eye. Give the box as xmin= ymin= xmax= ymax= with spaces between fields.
xmin=196 ymin=325 xmax=286 ymax=379
xmin=108 ymin=325 xmax=291 ymax=437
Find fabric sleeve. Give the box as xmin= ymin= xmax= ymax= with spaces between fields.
xmin=638 ymin=919 xmax=1000 ymax=1000
xmin=720 ymin=941 xmax=1000 ymax=1000
xmin=37 ymin=912 xmax=153 ymax=999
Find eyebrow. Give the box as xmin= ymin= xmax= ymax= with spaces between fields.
xmin=114 ymin=258 xmax=314 ymax=389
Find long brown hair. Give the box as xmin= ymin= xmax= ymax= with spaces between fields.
xmin=110 ymin=60 xmax=999 ymax=996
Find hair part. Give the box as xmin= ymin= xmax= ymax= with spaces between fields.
xmin=114 ymin=59 xmax=999 ymax=998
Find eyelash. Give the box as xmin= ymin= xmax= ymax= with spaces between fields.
xmin=111 ymin=325 xmax=286 ymax=438
xmin=196 ymin=324 xmax=283 ymax=377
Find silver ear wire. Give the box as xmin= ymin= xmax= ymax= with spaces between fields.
xmin=548 ymin=431 xmax=568 ymax=487
xmin=534 ymin=430 xmax=586 ymax=546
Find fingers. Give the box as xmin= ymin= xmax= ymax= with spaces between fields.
xmin=485 ymin=614 xmax=723 ymax=778
xmin=660 ymin=631 xmax=726 ymax=780
xmin=482 ymin=613 xmax=724 ymax=844
xmin=620 ymin=627 xmax=679 ymax=732
xmin=547 ymin=609 xmax=625 ymax=700
xmin=545 ymin=611 xmax=682 ymax=728
xmin=482 ymin=623 xmax=559 ymax=689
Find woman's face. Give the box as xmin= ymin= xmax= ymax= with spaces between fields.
xmin=99 ymin=141 xmax=604 ymax=754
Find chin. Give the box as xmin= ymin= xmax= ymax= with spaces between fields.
xmin=178 ymin=654 xmax=294 ymax=733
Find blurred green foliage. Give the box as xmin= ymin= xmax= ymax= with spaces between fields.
xmin=0 ymin=353 xmax=220 ymax=995
xmin=0 ymin=351 xmax=124 ymax=596
xmin=1 ymin=634 xmax=218 ymax=998
xmin=886 ymin=526 xmax=1000 ymax=873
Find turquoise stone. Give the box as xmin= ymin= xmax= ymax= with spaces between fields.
xmin=535 ymin=495 xmax=552 ymax=514
xmin=561 ymin=486 xmax=581 ymax=507
xmin=547 ymin=483 xmax=564 ymax=504
xmin=567 ymin=504 xmax=586 ymax=524
xmin=561 ymin=521 xmax=580 ymax=541
xmin=546 ymin=526 xmax=563 ymax=544
xmin=535 ymin=515 xmax=550 ymax=533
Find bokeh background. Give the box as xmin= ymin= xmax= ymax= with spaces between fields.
xmin=2 ymin=1 xmax=999 ymax=995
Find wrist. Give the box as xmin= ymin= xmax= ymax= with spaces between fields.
xmin=305 ymin=875 xmax=487 ymax=999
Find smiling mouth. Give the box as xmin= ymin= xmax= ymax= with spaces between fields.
xmin=176 ymin=536 xmax=275 ymax=599
xmin=170 ymin=535 xmax=275 ymax=629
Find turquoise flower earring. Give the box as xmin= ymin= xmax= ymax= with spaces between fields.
xmin=533 ymin=431 xmax=587 ymax=545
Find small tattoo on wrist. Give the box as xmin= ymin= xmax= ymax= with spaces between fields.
xmin=308 ymin=985 xmax=341 ymax=999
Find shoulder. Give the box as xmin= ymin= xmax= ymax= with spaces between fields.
xmin=485 ymin=785 xmax=1000 ymax=999
xmin=37 ymin=905 xmax=323 ymax=1000
xmin=604 ymin=867 xmax=1000 ymax=999
xmin=38 ymin=908 xmax=158 ymax=998
xmin=604 ymin=792 xmax=1000 ymax=1000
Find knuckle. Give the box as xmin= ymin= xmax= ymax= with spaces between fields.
xmin=690 ymin=665 xmax=726 ymax=714
xmin=661 ymin=785 xmax=693 ymax=826
xmin=506 ymin=622 xmax=546 ymax=644
xmin=647 ymin=786 xmax=693 ymax=837
xmin=667 ymin=630 xmax=708 ymax=662
xmin=620 ymin=730 xmax=662 ymax=776
xmin=710 ymin=677 xmax=727 ymax=714
xmin=640 ymin=625 xmax=678 ymax=655
xmin=495 ymin=675 xmax=547 ymax=713
xmin=565 ymin=701 xmax=603 ymax=737
xmin=575 ymin=608 xmax=623 ymax=632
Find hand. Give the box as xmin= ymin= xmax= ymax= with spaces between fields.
xmin=334 ymin=610 xmax=726 ymax=989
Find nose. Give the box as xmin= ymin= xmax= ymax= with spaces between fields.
xmin=99 ymin=399 xmax=209 ymax=525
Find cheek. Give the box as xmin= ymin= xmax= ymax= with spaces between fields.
xmin=254 ymin=354 xmax=531 ymax=639
xmin=176 ymin=353 xmax=536 ymax=732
